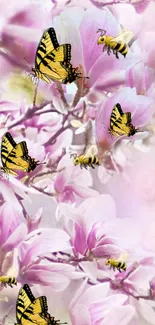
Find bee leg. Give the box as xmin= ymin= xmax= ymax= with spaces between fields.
xmin=107 ymin=46 xmax=111 ymax=55
xmin=103 ymin=45 xmax=107 ymax=53
xmin=91 ymin=164 xmax=95 ymax=169
xmin=113 ymin=49 xmax=118 ymax=59
xmin=80 ymin=164 xmax=83 ymax=169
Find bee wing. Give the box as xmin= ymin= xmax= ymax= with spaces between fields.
xmin=117 ymin=252 xmax=128 ymax=262
xmin=84 ymin=120 xmax=98 ymax=157
xmin=70 ymin=119 xmax=83 ymax=129
xmin=85 ymin=144 xmax=98 ymax=157
xmin=110 ymin=30 xmax=134 ymax=44
xmin=67 ymin=145 xmax=86 ymax=157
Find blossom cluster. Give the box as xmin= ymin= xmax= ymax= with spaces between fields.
xmin=0 ymin=1 xmax=155 ymax=325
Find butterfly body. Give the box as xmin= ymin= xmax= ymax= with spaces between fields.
xmin=1 ymin=132 xmax=41 ymax=176
xmin=32 ymin=28 xmax=83 ymax=84
xmin=109 ymin=103 xmax=138 ymax=137
xmin=15 ymin=284 xmax=64 ymax=325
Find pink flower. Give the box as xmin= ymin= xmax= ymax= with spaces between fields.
xmin=95 ymin=87 xmax=153 ymax=150
xmin=125 ymin=61 xmax=154 ymax=95
xmin=0 ymin=202 xmax=27 ymax=276
xmin=69 ymin=281 xmax=135 ymax=325
xmin=17 ymin=228 xmax=82 ymax=288
xmin=57 ymin=194 xmax=124 ymax=259
xmin=53 ymin=154 xmax=99 ymax=203
xmin=26 ymin=208 xmax=42 ymax=233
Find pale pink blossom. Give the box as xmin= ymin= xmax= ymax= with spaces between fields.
xmin=53 ymin=154 xmax=99 ymax=203
xmin=69 ymin=281 xmax=135 ymax=325
xmin=57 ymin=195 xmax=124 ymax=259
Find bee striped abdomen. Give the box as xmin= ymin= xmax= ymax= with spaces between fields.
xmin=0 ymin=276 xmax=17 ymax=287
xmin=119 ymin=44 xmax=127 ymax=56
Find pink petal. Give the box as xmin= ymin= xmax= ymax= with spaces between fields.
xmin=70 ymin=304 xmax=91 ymax=325
xmin=102 ymin=305 xmax=135 ymax=325
xmin=23 ymin=269 xmax=70 ymax=291
xmin=1 ymin=224 xmax=27 ymax=252
xmin=74 ymin=221 xmax=87 ymax=255
xmin=80 ymin=7 xmax=120 ymax=73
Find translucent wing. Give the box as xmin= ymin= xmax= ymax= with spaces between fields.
xmin=83 ymin=120 xmax=98 ymax=157
xmin=117 ymin=252 xmax=128 ymax=262
xmin=110 ymin=30 xmax=134 ymax=44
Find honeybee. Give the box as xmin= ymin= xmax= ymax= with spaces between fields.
xmin=97 ymin=28 xmax=134 ymax=59
xmin=70 ymin=120 xmax=100 ymax=169
xmin=0 ymin=276 xmax=17 ymax=288
xmin=73 ymin=152 xmax=99 ymax=169
xmin=106 ymin=252 xmax=128 ymax=272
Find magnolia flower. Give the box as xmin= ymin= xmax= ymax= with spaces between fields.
xmin=52 ymin=154 xmax=99 ymax=203
xmin=17 ymin=228 xmax=83 ymax=288
xmin=69 ymin=281 xmax=135 ymax=325
xmin=57 ymin=195 xmax=124 ymax=259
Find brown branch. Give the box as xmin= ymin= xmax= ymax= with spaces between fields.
xmin=44 ymin=125 xmax=70 ymax=146
xmin=31 ymin=184 xmax=55 ymax=197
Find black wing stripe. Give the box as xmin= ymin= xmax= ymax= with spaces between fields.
xmin=48 ymin=28 xmax=59 ymax=49
xmin=115 ymin=104 xmax=124 ymax=115
xmin=1 ymin=155 xmax=17 ymax=165
xmin=38 ymin=47 xmax=46 ymax=54
xmin=5 ymin=132 xmax=17 ymax=147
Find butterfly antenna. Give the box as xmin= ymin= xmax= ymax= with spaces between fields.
xmin=36 ymin=161 xmax=46 ymax=166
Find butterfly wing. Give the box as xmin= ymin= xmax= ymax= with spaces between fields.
xmin=5 ymin=140 xmax=30 ymax=172
xmin=1 ymin=132 xmax=16 ymax=168
xmin=110 ymin=104 xmax=134 ymax=136
xmin=35 ymin=28 xmax=72 ymax=83
xmin=1 ymin=133 xmax=37 ymax=174
xmin=35 ymin=28 xmax=71 ymax=64
xmin=37 ymin=61 xmax=72 ymax=83
xmin=16 ymin=284 xmax=49 ymax=325
xmin=34 ymin=27 xmax=80 ymax=84
xmin=16 ymin=284 xmax=35 ymax=322
xmin=110 ymin=104 xmax=123 ymax=129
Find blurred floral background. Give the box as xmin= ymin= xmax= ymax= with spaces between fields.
xmin=0 ymin=0 xmax=155 ymax=325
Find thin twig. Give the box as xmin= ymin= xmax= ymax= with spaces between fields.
xmin=44 ymin=125 xmax=70 ymax=146
xmin=33 ymin=79 xmax=39 ymax=106
xmin=7 ymin=101 xmax=52 ymax=129
xmin=55 ymin=82 xmax=70 ymax=108
xmin=31 ymin=184 xmax=55 ymax=196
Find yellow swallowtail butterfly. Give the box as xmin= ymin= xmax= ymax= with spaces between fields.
xmin=15 ymin=284 xmax=66 ymax=325
xmin=109 ymin=103 xmax=138 ymax=137
xmin=32 ymin=27 xmax=84 ymax=84
xmin=0 ymin=276 xmax=17 ymax=288
xmin=1 ymin=132 xmax=42 ymax=176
